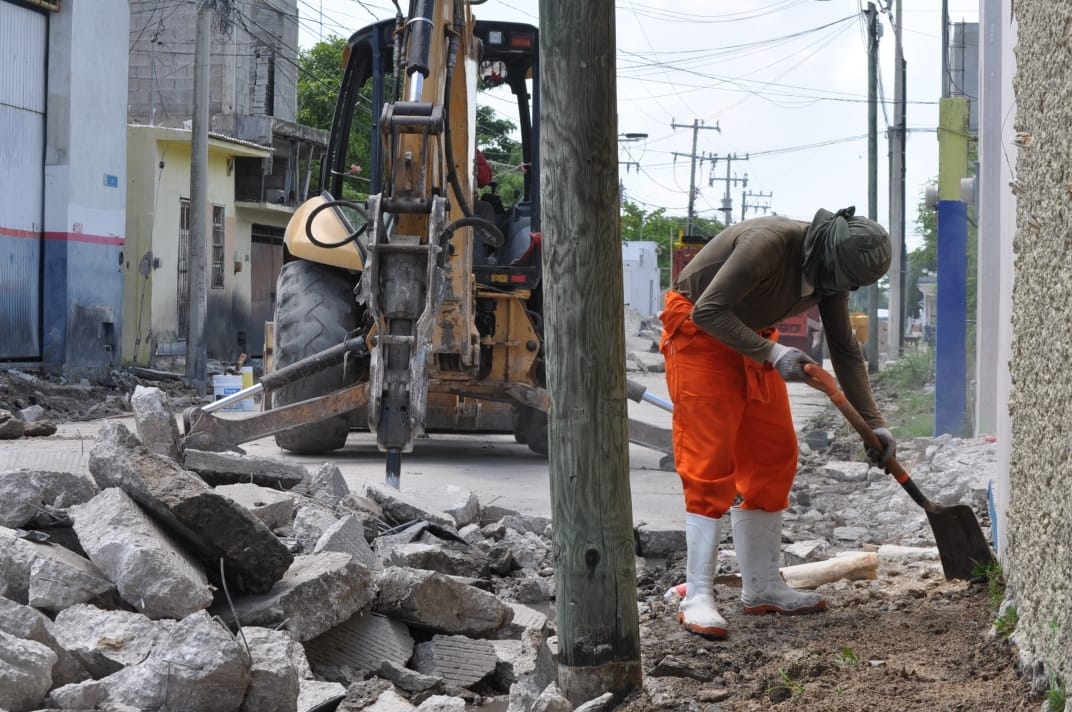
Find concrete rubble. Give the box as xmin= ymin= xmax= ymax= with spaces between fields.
xmin=0 ymin=372 xmax=1000 ymax=711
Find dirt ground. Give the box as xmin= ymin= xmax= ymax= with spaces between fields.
xmin=0 ymin=367 xmax=1044 ymax=711
xmin=617 ymin=562 xmax=1041 ymax=711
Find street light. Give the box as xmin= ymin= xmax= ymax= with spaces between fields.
xmin=619 ymin=132 xmax=648 ymax=142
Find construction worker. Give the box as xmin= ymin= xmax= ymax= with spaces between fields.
xmin=660 ymin=206 xmax=894 ymax=638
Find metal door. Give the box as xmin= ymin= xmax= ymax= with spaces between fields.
xmin=0 ymin=3 xmax=46 ymax=359
xmin=250 ymin=225 xmax=285 ymax=357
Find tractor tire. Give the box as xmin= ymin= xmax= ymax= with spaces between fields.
xmin=272 ymin=259 xmax=359 ymax=454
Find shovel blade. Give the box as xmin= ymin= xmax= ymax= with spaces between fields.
xmin=926 ymin=505 xmax=996 ymax=581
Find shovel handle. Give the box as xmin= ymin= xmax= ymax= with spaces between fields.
xmin=802 ymin=363 xmax=935 ymax=512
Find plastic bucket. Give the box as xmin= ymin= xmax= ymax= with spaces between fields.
xmin=212 ymin=374 xmax=244 ymax=412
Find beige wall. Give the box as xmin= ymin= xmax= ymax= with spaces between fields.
xmin=1006 ymin=0 xmax=1072 ymax=691
xmin=123 ymin=126 xmax=273 ymax=366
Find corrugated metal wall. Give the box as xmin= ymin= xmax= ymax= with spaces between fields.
xmin=0 ymin=2 xmax=46 ymax=359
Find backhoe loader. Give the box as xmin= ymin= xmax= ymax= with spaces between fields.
xmin=180 ymin=0 xmax=673 ymax=485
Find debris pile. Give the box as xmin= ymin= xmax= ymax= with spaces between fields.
xmin=0 ymin=386 xmax=583 ymax=712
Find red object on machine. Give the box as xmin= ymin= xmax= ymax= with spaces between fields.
xmin=671 ymin=234 xmax=826 ymax=362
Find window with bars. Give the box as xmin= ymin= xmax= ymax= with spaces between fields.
xmin=211 ymin=205 xmax=225 ymax=289
xmin=177 ymin=199 xmax=191 ymax=338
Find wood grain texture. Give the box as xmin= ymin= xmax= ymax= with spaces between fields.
xmin=538 ymin=0 xmax=642 ymax=702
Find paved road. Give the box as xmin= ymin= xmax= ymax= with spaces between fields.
xmin=0 ymin=370 xmax=831 ymax=530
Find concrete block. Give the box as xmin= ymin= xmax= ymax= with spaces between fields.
xmin=0 ymin=597 xmax=88 ymax=687
xmin=433 ymin=485 xmax=481 ymax=527
xmin=313 ymin=515 xmax=379 ymax=569
xmin=377 ymin=659 xmax=443 ymax=694
xmin=373 ymin=566 xmax=513 ymax=638
xmin=304 ymin=610 xmax=413 ymax=683
xmin=0 ymin=630 xmax=56 ymax=712
xmin=499 ymin=513 xmax=551 ymax=536
xmin=413 ymin=635 xmax=497 ymax=688
xmin=183 ymin=449 xmax=307 ymax=490
xmin=52 ymin=604 xmax=170 ymax=679
xmin=89 ymin=422 xmax=293 ymax=594
xmin=783 ymin=539 xmax=830 ymax=566
xmin=362 ymin=482 xmax=455 ymax=530
xmin=635 ymin=523 xmax=685 ymax=558
xmin=379 ymin=542 xmax=489 ymax=579
xmin=239 ymin=627 xmax=303 ymax=712
xmin=499 ymin=530 xmax=550 ymax=571
xmin=23 ymin=420 xmax=57 ymax=437
xmin=72 ymin=487 xmax=213 ymax=619
xmin=297 ymin=680 xmax=346 ymax=712
xmin=131 ymin=385 xmax=181 ymax=459
xmin=0 ymin=469 xmax=98 ymax=528
xmin=362 ymin=688 xmax=418 ymax=711
xmin=0 ymin=409 xmax=26 ymax=439
xmin=415 ymin=695 xmax=467 ymax=712
xmin=216 ymin=483 xmax=295 ymax=531
xmin=293 ymin=505 xmax=340 ymax=554
xmin=0 ymin=526 xmax=116 ymax=611
xmin=532 ymin=683 xmax=572 ymax=712
xmin=303 ymin=463 xmax=350 ymax=505
xmin=97 ymin=611 xmax=251 ymax=712
xmin=216 ymin=553 xmax=378 ymax=642
xmin=47 ymin=679 xmax=107 ymax=709
xmin=17 ymin=404 xmax=46 ymax=423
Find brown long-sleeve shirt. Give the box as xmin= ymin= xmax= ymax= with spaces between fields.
xmin=671 ymin=215 xmax=885 ymax=428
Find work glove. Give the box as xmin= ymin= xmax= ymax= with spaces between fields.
xmin=866 ymin=427 xmax=896 ymax=468
xmin=767 ymin=342 xmax=818 ymax=382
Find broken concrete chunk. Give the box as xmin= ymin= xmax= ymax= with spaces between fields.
xmin=215 ymin=552 xmax=377 ymax=642
xmin=373 ymin=566 xmax=513 ymax=638
xmin=0 ymin=630 xmax=57 ymax=712
xmin=23 ymin=419 xmax=58 ymax=437
xmin=303 ymin=463 xmax=350 ymax=504
xmin=51 ymin=604 xmax=170 ymax=679
xmin=414 ymin=695 xmax=467 ymax=711
xmin=0 ymin=409 xmax=26 ymax=439
xmin=379 ymin=542 xmax=489 ymax=579
xmin=94 ymin=610 xmax=251 ymax=712
xmin=0 ymin=526 xmax=116 ymax=611
xmin=413 ymin=635 xmax=498 ymax=689
xmin=304 ymin=610 xmax=414 ymax=683
xmin=17 ymin=404 xmax=47 ymax=423
xmin=216 ymin=483 xmax=296 ymax=531
xmin=238 ymin=627 xmax=303 ymax=712
xmin=532 ymin=682 xmax=573 ymax=712
xmin=183 ymin=449 xmax=308 ymax=490
xmin=635 ymin=523 xmax=685 ymax=558
xmin=71 ymin=487 xmax=213 ymax=619
xmin=313 ymin=515 xmax=379 ymax=569
xmin=431 ymin=485 xmax=481 ymax=528
xmin=361 ymin=482 xmax=455 ymax=530
xmin=131 ymin=385 xmax=181 ymax=459
xmin=89 ymin=422 xmax=293 ymax=594
xmin=0 ymin=469 xmax=98 ymax=528
xmin=0 ymin=598 xmax=88 ymax=688
xmin=377 ymin=659 xmax=443 ymax=694
xmin=297 ymin=679 xmax=346 ymax=712
xmin=293 ymin=505 xmax=341 ymax=554
xmin=46 ymin=679 xmax=108 ymax=710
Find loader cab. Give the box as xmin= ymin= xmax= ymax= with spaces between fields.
xmin=323 ymin=19 xmax=541 ymax=289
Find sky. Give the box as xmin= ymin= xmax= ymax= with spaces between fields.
xmin=294 ymin=0 xmax=980 ymax=251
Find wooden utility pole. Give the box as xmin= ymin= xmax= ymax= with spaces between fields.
xmin=538 ymin=0 xmax=642 ymax=704
xmin=671 ymin=119 xmax=720 ymax=237
xmin=185 ymin=0 xmax=211 ymax=395
xmin=865 ymin=2 xmax=880 ymax=373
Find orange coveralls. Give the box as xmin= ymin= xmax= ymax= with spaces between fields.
xmin=659 ymin=290 xmax=798 ymax=518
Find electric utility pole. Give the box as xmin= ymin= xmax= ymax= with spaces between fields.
xmin=186 ymin=0 xmax=212 ymax=395
xmin=741 ymin=189 xmax=773 ymax=221
xmin=709 ymin=153 xmax=749 ymax=227
xmin=887 ymin=0 xmax=907 ymax=362
xmin=865 ymin=1 xmax=880 ymax=373
xmin=671 ymin=119 xmax=720 ymax=237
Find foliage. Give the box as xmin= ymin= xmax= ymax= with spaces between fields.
xmin=875 ymin=344 xmax=934 ymax=392
xmin=619 ymin=200 xmax=724 ymax=289
xmin=297 ymin=36 xmax=373 ymax=199
xmin=993 ymin=605 xmax=1018 ymax=641
xmin=973 ymin=560 xmax=1006 ymax=608
xmin=1046 ymin=680 xmax=1066 ymax=711
xmin=836 ymin=645 xmax=860 ymax=666
xmin=766 ymin=669 xmax=805 ymax=699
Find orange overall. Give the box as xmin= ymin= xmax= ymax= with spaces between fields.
xmin=659 ymin=290 xmax=798 ymax=518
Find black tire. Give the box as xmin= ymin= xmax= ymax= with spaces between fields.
xmin=272 ymin=260 xmax=359 ymax=453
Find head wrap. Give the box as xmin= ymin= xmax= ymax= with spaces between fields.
xmin=801 ymin=206 xmax=891 ymax=296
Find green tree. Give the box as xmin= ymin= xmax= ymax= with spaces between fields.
xmin=297 ymin=36 xmax=374 ymax=199
xmin=619 ymin=201 xmax=725 ymax=288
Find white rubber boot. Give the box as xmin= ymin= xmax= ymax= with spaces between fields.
xmin=731 ymin=507 xmax=827 ymax=615
xmin=677 ymin=513 xmax=729 ymax=638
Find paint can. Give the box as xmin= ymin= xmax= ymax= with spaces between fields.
xmin=211 ymin=374 xmax=244 ymax=412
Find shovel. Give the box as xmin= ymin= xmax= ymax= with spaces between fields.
xmin=803 ymin=363 xmax=996 ymax=581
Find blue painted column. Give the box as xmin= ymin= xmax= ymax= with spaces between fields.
xmin=935 ymin=199 xmax=967 ymax=436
